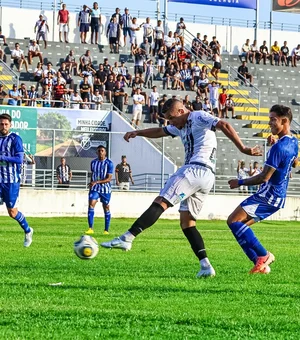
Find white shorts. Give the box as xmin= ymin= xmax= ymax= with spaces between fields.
xmin=119 ymin=182 xmax=129 ymax=190
xmin=158 ymin=59 xmax=165 ymax=67
xmin=59 ymin=23 xmax=69 ymax=33
xmin=160 ymin=164 xmax=215 ymax=219
xmin=132 ymin=109 xmax=142 ymax=121
xmin=130 ymin=36 xmax=137 ymax=45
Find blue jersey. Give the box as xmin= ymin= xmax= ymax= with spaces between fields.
xmin=257 ymin=135 xmax=298 ymax=208
xmin=90 ymin=158 xmax=113 ymax=194
xmin=0 ymin=132 xmax=24 ymax=184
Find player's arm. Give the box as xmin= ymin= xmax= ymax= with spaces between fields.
xmin=229 ymin=165 xmax=276 ymax=189
xmin=124 ymin=128 xmax=168 ymax=142
xmin=216 ymin=120 xmax=262 ymax=156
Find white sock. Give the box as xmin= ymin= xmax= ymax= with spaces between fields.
xmin=200 ymin=257 xmax=211 ymax=268
xmin=121 ymin=231 xmax=135 ymax=242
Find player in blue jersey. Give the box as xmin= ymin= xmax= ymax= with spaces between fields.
xmin=227 ymin=105 xmax=298 ymax=274
xmin=0 ymin=113 xmax=33 ymax=247
xmin=85 ymin=145 xmax=114 ymax=235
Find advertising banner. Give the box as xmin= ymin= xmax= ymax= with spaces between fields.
xmin=168 ymin=0 xmax=257 ymax=10
xmin=273 ymin=0 xmax=300 ymax=12
xmin=0 ymin=106 xmax=37 ymax=154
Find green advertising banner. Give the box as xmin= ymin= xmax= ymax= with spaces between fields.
xmin=0 ymin=106 xmax=37 ymax=155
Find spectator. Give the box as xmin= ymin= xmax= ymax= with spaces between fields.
xmin=34 ymin=14 xmax=49 ymax=49
xmin=81 ymin=97 xmax=90 ymax=109
xmin=192 ymin=95 xmax=202 ymax=111
xmin=27 ymin=85 xmax=39 ymax=107
xmin=113 ymin=81 xmax=126 ymax=112
xmin=89 ymin=2 xmax=101 ymax=45
xmin=65 ymin=50 xmax=79 ymax=75
xmin=132 ymin=47 xmax=145 ymax=77
xmin=158 ymin=94 xmax=168 ymax=126
xmin=0 ymin=83 xmax=7 ymax=104
xmin=163 ymin=63 xmax=176 ymax=90
xmin=175 ymin=17 xmax=186 ymax=46
xmin=280 ymin=41 xmax=289 ymax=66
xmin=240 ymin=39 xmax=250 ymax=62
xmin=140 ymin=38 xmax=151 ymax=59
xmin=95 ymin=63 xmax=107 ymax=92
xmin=248 ymin=161 xmax=261 ymax=193
xmin=80 ymin=50 xmax=92 ymax=69
xmin=103 ymin=58 xmax=112 ymax=75
xmin=218 ymin=87 xmax=227 ymax=118
xmin=92 ymin=88 xmax=103 ymax=110
xmin=53 ymin=76 xmax=67 ymax=107
xmin=164 ymin=31 xmax=176 ymax=54
xmin=119 ymin=61 xmax=132 ymax=87
xmin=106 ymin=16 xmax=121 ymax=54
xmin=157 ymin=46 xmax=166 ymax=80
xmin=180 ymin=63 xmax=192 ymax=91
xmin=33 ymin=62 xmax=43 ymax=88
xmin=209 ymin=36 xmax=221 ymax=54
xmin=104 ymin=74 xmax=115 ymax=102
xmin=8 ymin=84 xmax=20 ymax=106
xmin=18 ymin=83 xmax=28 ymax=105
xmin=43 ymin=61 xmax=56 ymax=79
xmin=211 ymin=50 xmax=222 ymax=80
xmin=121 ymin=7 xmax=132 ymax=47
xmin=201 ymin=35 xmax=210 ymax=58
xmin=183 ymin=94 xmax=192 ymax=111
xmin=78 ymin=5 xmax=90 ymax=44
xmin=111 ymin=7 xmax=122 ymax=25
xmin=238 ymin=61 xmax=253 ymax=86
xmin=56 ymin=157 xmax=72 ymax=188
xmin=225 ymin=94 xmax=236 ymax=119
xmin=207 ymin=81 xmax=221 ymax=116
xmin=259 ymin=41 xmax=269 ymax=65
xmin=0 ymin=46 xmax=4 ymax=61
xmin=177 ymin=47 xmax=191 ymax=69
xmin=132 ymin=88 xmax=144 ymax=126
xmin=130 ymin=17 xmax=140 ymax=54
xmin=62 ymin=90 xmax=71 ymax=108
xmin=11 ymin=42 xmax=29 ymax=72
xmin=57 ymin=3 xmax=69 ymax=43
xmin=80 ymin=75 xmax=92 ymax=103
xmin=115 ymin=155 xmax=134 ymax=190
xmin=173 ymin=69 xmax=184 ymax=91
xmin=20 ymin=154 xmax=35 ymax=186
xmin=291 ymin=44 xmax=300 ymax=67
xmin=148 ymin=85 xmax=160 ymax=123
xmin=41 ymin=85 xmax=52 ymax=107
xmin=0 ymin=26 xmax=7 ymax=46
xmin=237 ymin=160 xmax=249 ymax=194
xmin=249 ymin=39 xmax=259 ymax=64
xmin=191 ymin=33 xmax=202 ymax=58
xmin=202 ymin=97 xmax=212 ymax=113
xmin=196 ymin=72 xmax=209 ymax=99
xmin=140 ymin=17 xmax=154 ymax=50
xmin=191 ymin=60 xmax=201 ymax=91
xmin=270 ymin=41 xmax=280 ymax=66
xmin=153 ymin=20 xmax=164 ymax=56
xmin=28 ymin=39 xmax=43 ymax=65
xmin=144 ymin=59 xmax=154 ymax=89
xmin=173 ymin=32 xmax=181 ymax=51
xmin=59 ymin=62 xmax=74 ymax=90
xmin=70 ymin=90 xmax=82 ymax=109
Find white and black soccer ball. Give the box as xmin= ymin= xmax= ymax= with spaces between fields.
xmin=74 ymin=235 xmax=99 ymax=260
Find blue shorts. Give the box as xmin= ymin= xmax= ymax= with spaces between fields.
xmin=80 ymin=23 xmax=90 ymax=33
xmin=123 ymin=27 xmax=131 ymax=37
xmin=89 ymin=191 xmax=111 ymax=205
xmin=91 ymin=18 xmax=99 ymax=33
xmin=240 ymin=194 xmax=280 ymax=222
xmin=0 ymin=182 xmax=20 ymax=208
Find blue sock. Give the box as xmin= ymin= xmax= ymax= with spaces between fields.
xmin=14 ymin=211 xmax=30 ymax=233
xmin=104 ymin=211 xmax=111 ymax=231
xmin=229 ymin=221 xmax=267 ymax=259
xmin=88 ymin=208 xmax=94 ymax=228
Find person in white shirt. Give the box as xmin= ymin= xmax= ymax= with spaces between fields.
xmin=28 ymin=40 xmax=43 ymax=65
xmin=248 ymin=161 xmax=261 ymax=194
xmin=207 ymin=81 xmax=221 ymax=115
xmin=140 ymin=17 xmax=154 ymax=51
xmin=202 ymin=97 xmax=212 ymax=113
xmin=130 ymin=17 xmax=140 ymax=53
xmin=148 ymin=86 xmax=160 ymax=123
xmin=175 ymin=17 xmax=186 ymax=46
xmin=70 ymin=91 xmax=83 ymax=109
xmin=11 ymin=42 xmax=28 ymax=72
xmin=240 ymin=39 xmax=251 ymax=62
xmin=164 ymin=31 xmax=175 ymax=53
xmin=197 ymin=72 xmax=209 ymax=99
xmin=225 ymin=94 xmax=236 ymax=119
xmin=153 ymin=20 xmax=164 ymax=56
xmin=34 ymin=14 xmax=49 ymax=49
xmin=43 ymin=62 xmax=56 ymax=78
xmin=191 ymin=60 xmax=201 ymax=91
xmin=92 ymin=89 xmax=103 ymax=110
xmin=132 ymin=88 xmax=144 ymax=126
xmin=291 ymin=44 xmax=300 ymax=67
xmin=237 ymin=160 xmax=250 ymax=194
xmin=101 ymin=98 xmax=261 ymax=278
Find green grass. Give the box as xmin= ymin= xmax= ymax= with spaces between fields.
xmin=0 ymin=217 xmax=299 ymax=339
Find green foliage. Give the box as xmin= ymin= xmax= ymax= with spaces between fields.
xmin=38 ymin=112 xmax=72 ymax=140
xmin=0 ymin=217 xmax=299 ymax=339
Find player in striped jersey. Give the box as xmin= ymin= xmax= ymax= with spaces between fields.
xmin=85 ymin=145 xmax=114 ymax=235
xmin=0 ymin=114 xmax=33 ymax=247
xmin=228 ymin=105 xmax=298 ymax=274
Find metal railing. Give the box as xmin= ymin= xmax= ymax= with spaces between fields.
xmin=0 ymin=60 xmax=19 ymax=90
xmin=227 ymin=65 xmax=260 ymax=115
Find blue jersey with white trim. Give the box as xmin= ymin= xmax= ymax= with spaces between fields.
xmin=90 ymin=158 xmax=113 ymax=194
xmin=257 ymin=135 xmax=298 ymax=208
xmin=0 ymin=132 xmax=24 ymax=184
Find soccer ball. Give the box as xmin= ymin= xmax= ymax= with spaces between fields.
xmin=74 ymin=235 xmax=99 ymax=260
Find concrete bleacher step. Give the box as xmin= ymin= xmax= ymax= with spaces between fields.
xmin=236 ymin=115 xmax=269 ymax=121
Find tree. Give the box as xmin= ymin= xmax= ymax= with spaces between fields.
xmin=38 ymin=112 xmax=72 ymax=140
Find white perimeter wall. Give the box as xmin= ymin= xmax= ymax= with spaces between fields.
xmin=1 ymin=7 xmax=300 ymax=53
xmin=3 ymin=189 xmax=300 ymax=221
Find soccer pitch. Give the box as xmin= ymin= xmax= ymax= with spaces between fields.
xmin=0 ymin=217 xmax=299 ymax=339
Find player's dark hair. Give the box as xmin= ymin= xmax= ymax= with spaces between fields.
xmin=270 ymin=105 xmax=293 ymax=123
xmin=162 ymin=98 xmax=181 ymax=115
xmin=0 ymin=113 xmax=12 ymax=122
xmin=97 ymin=145 xmax=107 ymax=152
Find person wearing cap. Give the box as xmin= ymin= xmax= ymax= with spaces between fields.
xmin=121 ymin=7 xmax=132 ymax=47
xmin=8 ymin=84 xmax=21 ymax=106
xmin=28 ymin=39 xmax=43 ymax=65
xmin=175 ymin=17 xmax=186 ymax=47
xmin=115 ymin=155 xmax=134 ymax=191
xmin=78 ymin=5 xmax=91 ymax=44
xmin=34 ymin=14 xmax=49 ymax=49
xmin=11 ymin=43 xmax=29 ymax=72
xmin=0 ymin=84 xmax=7 ymax=105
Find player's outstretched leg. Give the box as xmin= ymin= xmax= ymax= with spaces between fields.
xmin=101 ymin=201 xmax=165 ymax=250
xmin=85 ymin=207 xmax=95 ymax=235
xmin=10 ymin=210 xmax=33 ymax=247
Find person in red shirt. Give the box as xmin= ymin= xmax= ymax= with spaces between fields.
xmin=218 ymin=87 xmax=227 ymax=118
xmin=57 ymin=3 xmax=69 ymax=43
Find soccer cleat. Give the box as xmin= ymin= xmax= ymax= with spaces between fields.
xmin=24 ymin=228 xmax=34 ymax=247
xmin=101 ymin=237 xmax=132 ymax=251
xmin=103 ymin=230 xmax=109 ymax=235
xmin=85 ymin=228 xmax=94 ymax=235
xmin=250 ymin=252 xmax=275 ymax=274
xmin=261 ymin=265 xmax=271 ymax=274
xmin=196 ymin=265 xmax=216 ymax=278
